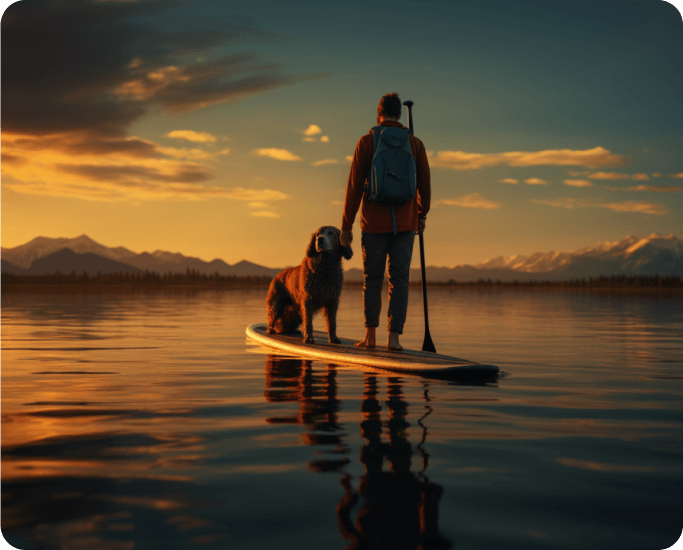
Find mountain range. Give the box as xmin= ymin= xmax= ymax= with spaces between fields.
xmin=2 ymin=233 xmax=682 ymax=282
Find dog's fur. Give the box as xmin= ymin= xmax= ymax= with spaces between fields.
xmin=266 ymin=226 xmax=353 ymax=344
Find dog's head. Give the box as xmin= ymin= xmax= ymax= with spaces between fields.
xmin=306 ymin=226 xmax=353 ymax=260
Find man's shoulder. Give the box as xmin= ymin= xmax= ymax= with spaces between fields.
xmin=408 ymin=133 xmax=426 ymax=150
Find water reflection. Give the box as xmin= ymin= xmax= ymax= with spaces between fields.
xmin=264 ymin=356 xmax=452 ymax=549
xmin=264 ymin=357 xmax=350 ymax=472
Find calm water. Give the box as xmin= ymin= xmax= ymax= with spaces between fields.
xmin=2 ymin=286 xmax=682 ymax=550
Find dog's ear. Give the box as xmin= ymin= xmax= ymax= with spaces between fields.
xmin=306 ymin=232 xmax=317 ymax=258
xmin=341 ymin=244 xmax=353 ymax=260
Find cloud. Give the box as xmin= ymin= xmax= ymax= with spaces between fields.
xmin=251 ymin=211 xmax=280 ymax=218
xmin=2 ymin=132 xmax=162 ymax=159
xmin=439 ymin=193 xmax=501 ymax=209
xmin=2 ymin=2 xmax=320 ymax=137
xmin=165 ymin=130 xmax=217 ymax=144
xmin=588 ymin=172 xmax=631 ymax=180
xmin=428 ymin=147 xmax=627 ymax=170
xmin=563 ymin=179 xmax=592 ymax=187
xmin=3 ymin=174 xmax=291 ymax=203
xmin=55 ymin=163 xmax=212 ymax=184
xmin=671 ymin=173 xmax=683 ymax=179
xmin=629 ymin=185 xmax=681 ymax=193
xmin=532 ymin=198 xmax=667 ymax=215
xmin=155 ymin=147 xmax=215 ymax=160
xmin=532 ymin=198 xmax=592 ymax=209
xmin=254 ymin=148 xmax=302 ymax=161
xmin=499 ymin=178 xmax=519 ymax=184
xmin=631 ymin=173 xmax=649 ymax=180
xmin=311 ymin=159 xmax=338 ymax=166
xmin=0 ymin=1 xmax=325 ymax=202
xmin=303 ymin=125 xmax=322 ymax=136
xmin=602 ymin=202 xmax=668 ymax=215
xmin=524 ymin=178 xmax=548 ymax=185
xmin=302 ymin=126 xmax=329 ymax=143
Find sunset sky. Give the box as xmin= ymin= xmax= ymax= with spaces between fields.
xmin=2 ymin=0 xmax=682 ymax=270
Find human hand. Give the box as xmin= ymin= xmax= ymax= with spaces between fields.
xmin=340 ymin=230 xmax=353 ymax=247
xmin=417 ymin=217 xmax=426 ymax=234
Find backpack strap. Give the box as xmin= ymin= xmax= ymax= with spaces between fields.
xmin=365 ymin=126 xmax=383 ymax=196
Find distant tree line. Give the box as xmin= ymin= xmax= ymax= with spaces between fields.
xmin=411 ymin=274 xmax=682 ymax=289
xmin=1 ymin=269 xmax=273 ymax=286
xmin=2 ymin=271 xmax=681 ymax=290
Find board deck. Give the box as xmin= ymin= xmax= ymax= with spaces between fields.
xmin=246 ymin=323 xmax=499 ymax=379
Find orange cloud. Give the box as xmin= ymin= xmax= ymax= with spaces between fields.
xmin=1 ymin=4 xmax=322 ymax=209
xmin=303 ymin=125 xmax=322 ymax=136
xmin=671 ymin=173 xmax=683 ymax=179
xmin=254 ymin=148 xmax=302 ymax=161
xmin=440 ymin=193 xmax=501 ymax=209
xmin=310 ymin=159 xmax=338 ymax=166
xmin=302 ymin=126 xmax=329 ymax=143
xmin=498 ymin=178 xmax=518 ymax=184
xmin=524 ymin=178 xmax=548 ymax=185
xmin=603 ymin=202 xmax=668 ymax=214
xmin=2 ymin=173 xmax=290 ymax=202
xmin=428 ymin=147 xmax=627 ymax=170
xmin=155 ymin=147 xmax=215 ymax=160
xmin=533 ymin=198 xmax=667 ymax=215
xmin=251 ymin=211 xmax=280 ymax=218
xmin=588 ymin=171 xmax=631 ymax=179
xmin=629 ymin=185 xmax=681 ymax=193
xmin=165 ymin=130 xmax=217 ymax=144
xmin=563 ymin=179 xmax=592 ymax=187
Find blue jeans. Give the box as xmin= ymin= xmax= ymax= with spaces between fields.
xmin=361 ymin=231 xmax=415 ymax=334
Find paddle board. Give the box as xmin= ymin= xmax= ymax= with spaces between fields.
xmin=246 ymin=323 xmax=499 ymax=379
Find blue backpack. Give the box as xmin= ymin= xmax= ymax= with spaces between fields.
xmin=365 ymin=126 xmax=417 ymax=234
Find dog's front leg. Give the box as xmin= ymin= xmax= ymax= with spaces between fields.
xmin=302 ymin=300 xmax=315 ymax=344
xmin=324 ymin=302 xmax=341 ymax=344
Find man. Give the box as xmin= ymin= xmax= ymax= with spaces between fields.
xmin=340 ymin=93 xmax=431 ymax=351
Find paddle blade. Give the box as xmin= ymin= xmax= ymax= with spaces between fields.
xmin=422 ymin=328 xmax=436 ymax=353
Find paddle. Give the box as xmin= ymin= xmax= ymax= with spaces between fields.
xmin=403 ymin=100 xmax=436 ymax=353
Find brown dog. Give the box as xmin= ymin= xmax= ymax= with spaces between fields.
xmin=266 ymin=226 xmax=353 ymax=344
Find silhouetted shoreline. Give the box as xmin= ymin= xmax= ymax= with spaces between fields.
xmin=2 ymin=272 xmax=681 ymax=293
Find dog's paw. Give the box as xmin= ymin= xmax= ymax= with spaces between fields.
xmin=304 ymin=335 xmax=315 ymax=344
xmin=329 ymin=336 xmax=341 ymax=344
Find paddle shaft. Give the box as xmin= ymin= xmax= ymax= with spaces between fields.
xmin=403 ymin=100 xmax=436 ymax=353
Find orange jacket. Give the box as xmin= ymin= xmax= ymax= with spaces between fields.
xmin=341 ymin=120 xmax=431 ymax=233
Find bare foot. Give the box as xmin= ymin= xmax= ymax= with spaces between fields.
xmin=387 ymin=331 xmax=403 ymax=351
xmin=355 ymin=327 xmax=376 ymax=348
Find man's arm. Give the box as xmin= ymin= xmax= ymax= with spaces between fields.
xmin=341 ymin=135 xmax=372 ymax=235
xmin=415 ymin=139 xmax=431 ymax=220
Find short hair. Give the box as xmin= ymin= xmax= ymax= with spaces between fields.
xmin=377 ymin=93 xmax=402 ymax=122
